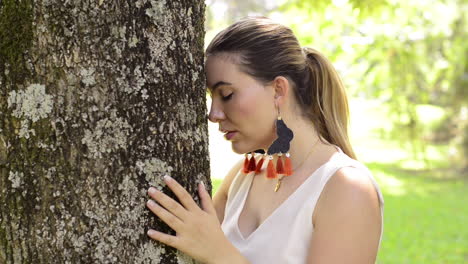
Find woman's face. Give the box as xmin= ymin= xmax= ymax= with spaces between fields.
xmin=206 ymin=54 xmax=277 ymax=154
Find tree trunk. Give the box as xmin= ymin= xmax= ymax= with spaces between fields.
xmin=0 ymin=0 xmax=209 ymax=263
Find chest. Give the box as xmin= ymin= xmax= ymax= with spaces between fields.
xmin=237 ymin=174 xmax=304 ymax=238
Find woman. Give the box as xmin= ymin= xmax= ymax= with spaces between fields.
xmin=146 ymin=17 xmax=384 ymax=264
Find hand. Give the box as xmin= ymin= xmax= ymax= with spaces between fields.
xmin=146 ymin=175 xmax=233 ymax=264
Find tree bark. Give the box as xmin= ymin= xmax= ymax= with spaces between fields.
xmin=0 ymin=0 xmax=208 ymax=263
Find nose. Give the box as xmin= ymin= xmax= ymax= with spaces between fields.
xmin=208 ymin=100 xmax=225 ymax=123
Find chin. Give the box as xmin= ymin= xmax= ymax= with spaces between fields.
xmin=230 ymin=143 xmax=246 ymax=155
xmin=229 ymin=140 xmax=248 ymax=154
xmin=230 ymin=141 xmax=265 ymax=155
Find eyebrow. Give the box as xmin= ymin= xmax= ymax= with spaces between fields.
xmin=208 ymin=81 xmax=232 ymax=92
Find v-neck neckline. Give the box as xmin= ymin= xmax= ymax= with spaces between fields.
xmin=235 ymin=151 xmax=341 ymax=241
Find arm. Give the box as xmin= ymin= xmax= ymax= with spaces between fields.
xmin=212 ymin=158 xmax=244 ymax=223
xmin=307 ymin=167 xmax=382 ymax=264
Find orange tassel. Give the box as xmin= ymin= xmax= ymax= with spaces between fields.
xmin=255 ymin=157 xmax=265 ymax=173
xmin=276 ymin=156 xmax=285 ymax=174
xmin=248 ymin=154 xmax=257 ymax=172
xmin=284 ymin=156 xmax=293 ymax=176
xmin=266 ymin=159 xmax=277 ymax=179
xmin=243 ymin=154 xmax=250 ymax=173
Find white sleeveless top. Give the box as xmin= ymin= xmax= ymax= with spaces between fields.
xmin=221 ymin=150 xmax=384 ymax=264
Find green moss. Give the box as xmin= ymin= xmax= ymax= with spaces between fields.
xmin=0 ymin=0 xmax=34 ymax=84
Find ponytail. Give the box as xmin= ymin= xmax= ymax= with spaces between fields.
xmin=302 ymin=47 xmax=356 ymax=159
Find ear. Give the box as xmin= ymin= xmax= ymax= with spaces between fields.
xmin=272 ymin=76 xmax=290 ymax=107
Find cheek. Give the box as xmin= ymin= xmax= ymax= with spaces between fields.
xmin=230 ymin=95 xmax=277 ymax=152
xmin=226 ymin=93 xmax=259 ymax=120
xmin=237 ymin=89 xmax=273 ymax=118
xmin=233 ymin=96 xmax=264 ymax=122
xmin=237 ymin=98 xmax=275 ymax=134
xmin=238 ymin=101 xmax=257 ymax=117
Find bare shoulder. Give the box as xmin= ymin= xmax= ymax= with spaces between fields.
xmin=212 ymin=157 xmax=244 ymax=223
xmin=327 ymin=166 xmax=380 ymax=203
xmin=316 ymin=166 xmax=381 ymax=223
xmin=308 ymin=166 xmax=382 ymax=263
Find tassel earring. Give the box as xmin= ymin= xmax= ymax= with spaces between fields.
xmin=284 ymin=153 xmax=293 ymax=176
xmin=266 ymin=155 xmax=277 ymax=179
xmin=243 ymin=152 xmax=259 ymax=174
xmin=249 ymin=109 xmax=318 ymax=191
xmin=266 ymin=110 xmax=294 ymax=190
xmin=276 ymin=153 xmax=285 ymax=174
xmin=255 ymin=154 xmax=266 ymax=173
xmin=243 ymin=153 xmax=250 ymax=174
xmin=248 ymin=152 xmax=257 ymax=172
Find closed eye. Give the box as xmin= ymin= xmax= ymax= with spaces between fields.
xmin=222 ymin=93 xmax=233 ymax=101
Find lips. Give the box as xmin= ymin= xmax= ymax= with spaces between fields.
xmin=220 ymin=128 xmax=237 ymax=140
xmin=224 ymin=131 xmax=237 ymax=140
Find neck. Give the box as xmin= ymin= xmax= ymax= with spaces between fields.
xmin=286 ymin=117 xmax=322 ymax=169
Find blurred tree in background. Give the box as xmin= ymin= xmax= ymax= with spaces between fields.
xmin=205 ymin=0 xmax=467 ymax=170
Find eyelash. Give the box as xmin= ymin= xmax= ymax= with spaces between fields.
xmin=222 ymin=93 xmax=233 ymax=101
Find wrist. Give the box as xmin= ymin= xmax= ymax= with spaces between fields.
xmin=207 ymin=239 xmax=250 ymax=264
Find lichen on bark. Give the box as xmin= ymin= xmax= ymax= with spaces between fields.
xmin=0 ymin=0 xmax=208 ymax=263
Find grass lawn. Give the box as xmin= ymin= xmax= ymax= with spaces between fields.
xmin=369 ymin=162 xmax=468 ymax=263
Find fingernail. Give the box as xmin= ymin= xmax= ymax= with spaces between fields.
xmin=147 ymin=229 xmax=156 ymax=236
xmin=148 ymin=187 xmax=157 ymax=195
xmin=200 ymin=181 xmax=205 ymax=189
xmin=163 ymin=175 xmax=172 ymax=182
xmin=147 ymin=200 xmax=157 ymax=207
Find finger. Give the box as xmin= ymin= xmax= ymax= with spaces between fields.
xmin=147 ymin=229 xmax=179 ymax=248
xmin=199 ymin=181 xmax=216 ymax=215
xmin=148 ymin=187 xmax=188 ymax=220
xmin=146 ymin=199 xmax=183 ymax=231
xmin=163 ymin=175 xmax=199 ymax=211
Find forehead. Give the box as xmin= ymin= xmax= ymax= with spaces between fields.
xmin=205 ymin=56 xmax=237 ymax=84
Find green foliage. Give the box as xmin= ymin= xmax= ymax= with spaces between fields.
xmin=0 ymin=0 xmax=34 ymax=84
xmin=278 ymin=0 xmax=468 ymax=167
xmin=281 ymin=0 xmax=391 ymax=17
xmin=211 ymin=178 xmax=223 ymax=195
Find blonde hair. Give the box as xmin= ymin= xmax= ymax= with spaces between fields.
xmin=206 ymin=17 xmax=356 ymax=159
